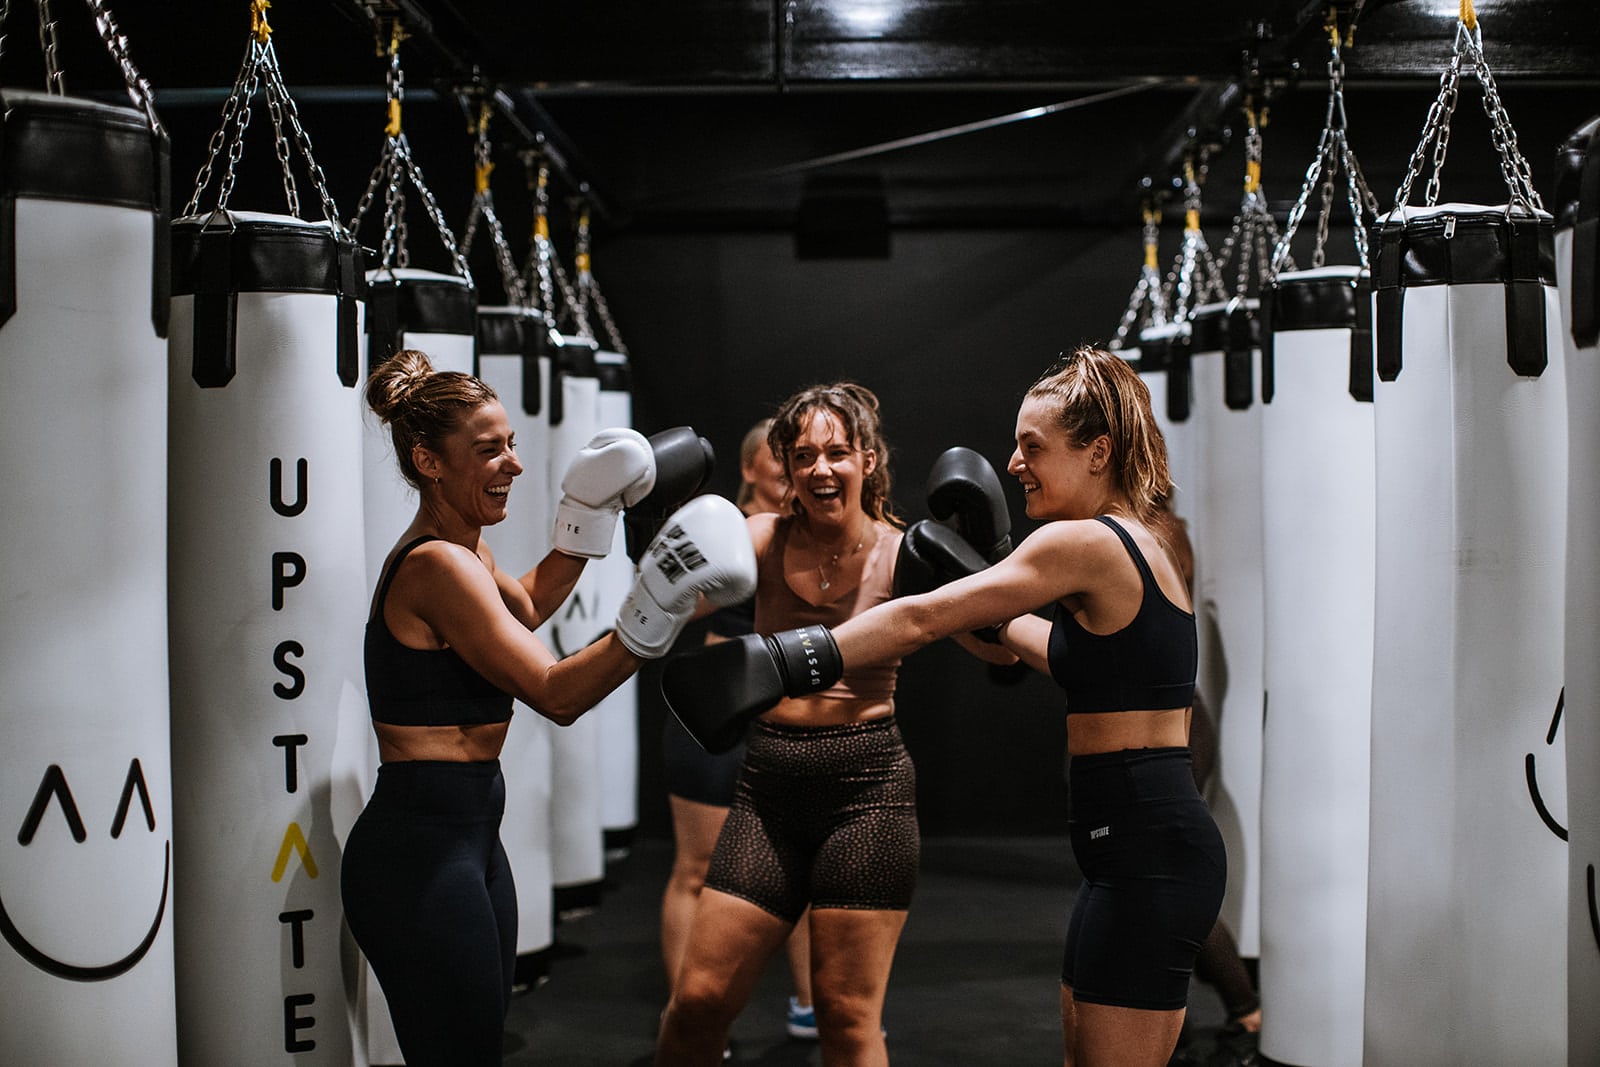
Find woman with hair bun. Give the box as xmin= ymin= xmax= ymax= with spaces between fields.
xmin=345 ymin=349 xmax=754 ymax=1066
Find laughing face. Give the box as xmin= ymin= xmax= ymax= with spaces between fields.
xmin=1007 ymin=395 xmax=1102 ymax=522
xmin=420 ymin=400 xmax=523 ymax=528
xmin=785 ymin=409 xmax=876 ymax=526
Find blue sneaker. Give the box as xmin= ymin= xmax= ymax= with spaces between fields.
xmin=786 ymin=996 xmax=818 ymax=1040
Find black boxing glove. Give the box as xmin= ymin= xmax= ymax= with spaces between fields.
xmin=624 ymin=426 xmax=716 ymax=563
xmin=661 ymin=625 xmax=842 ymax=753
xmin=892 ymin=519 xmax=1001 ymax=643
xmin=927 ymin=446 xmax=1013 ymax=562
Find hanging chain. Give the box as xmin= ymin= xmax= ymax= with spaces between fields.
xmin=37 ymin=0 xmax=62 ymax=94
xmin=1393 ymin=35 xmax=1463 ymax=209
xmin=564 ymin=203 xmax=596 ymax=340
xmin=1392 ymin=15 xmax=1541 ymax=214
xmin=1469 ymin=31 xmax=1542 ymax=211
xmin=183 ymin=4 xmax=346 ymax=229
xmin=211 ymin=49 xmax=261 ymax=214
xmin=84 ymin=0 xmax=162 ymax=132
xmin=351 ymin=31 xmax=471 ymax=278
xmin=521 ymin=152 xmax=558 ymax=319
xmin=461 ymin=100 xmax=530 ymax=305
xmin=1111 ymin=204 xmax=1169 ymax=349
xmin=1170 ymin=152 xmax=1227 ymax=323
xmin=576 ymin=203 xmax=626 ymax=352
xmin=1273 ymin=16 xmax=1378 ymax=273
xmin=1217 ymin=103 xmax=1285 ymax=300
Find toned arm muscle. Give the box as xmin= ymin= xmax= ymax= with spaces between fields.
xmin=402 ymin=543 xmax=638 ymax=725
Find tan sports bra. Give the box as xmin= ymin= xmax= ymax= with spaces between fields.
xmin=753 ymin=516 xmax=902 ymax=702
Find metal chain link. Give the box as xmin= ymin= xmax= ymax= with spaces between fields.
xmin=1273 ymin=28 xmax=1377 ymax=273
xmin=1393 ymin=17 xmax=1542 ymax=214
xmin=1170 ymin=154 xmax=1227 ymax=322
xmin=213 ymin=57 xmax=262 ymax=214
xmin=183 ymin=24 xmax=347 ymax=229
xmin=1471 ymin=40 xmax=1543 ymax=210
xmin=567 ymin=207 xmax=596 ymax=340
xmin=183 ymin=36 xmax=254 ymax=217
xmin=262 ymin=59 xmax=300 ymax=219
xmin=38 ymin=0 xmax=62 ymax=94
xmin=520 ymin=153 xmax=559 ymax=320
xmin=85 ymin=0 xmax=162 ymax=132
xmin=350 ymin=40 xmax=471 ymax=278
xmin=263 ymin=51 xmax=342 ymax=226
xmin=1111 ymin=209 xmax=1169 ymax=348
xmin=1393 ymin=45 xmax=1462 ymax=209
xmin=460 ymin=104 xmax=529 ymax=305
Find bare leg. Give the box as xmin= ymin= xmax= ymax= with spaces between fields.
xmin=807 ymin=907 xmax=908 ymax=1066
xmin=656 ymin=889 xmax=793 ymax=1066
xmin=786 ymin=906 xmax=814 ymax=1021
xmin=1064 ymin=993 xmax=1185 ymax=1067
xmin=660 ymin=795 xmax=730 ymax=993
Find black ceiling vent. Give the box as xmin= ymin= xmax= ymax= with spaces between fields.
xmin=795 ymin=173 xmax=890 ymax=259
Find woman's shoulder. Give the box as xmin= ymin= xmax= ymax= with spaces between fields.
xmin=388 ymin=536 xmax=486 ymax=587
xmin=745 ymin=509 xmax=785 ymax=554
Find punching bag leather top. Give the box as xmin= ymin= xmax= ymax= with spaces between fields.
xmin=171 ymin=210 xmax=364 ymax=389
xmin=0 ymin=89 xmax=169 ymax=336
xmin=0 ymin=89 xmax=178 ymax=1067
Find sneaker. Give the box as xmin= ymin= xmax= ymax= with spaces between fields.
xmin=786 ymin=996 xmax=819 ymax=1040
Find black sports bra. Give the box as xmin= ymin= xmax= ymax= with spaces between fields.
xmin=364 ymin=536 xmax=513 ymax=727
xmin=1047 ymin=516 xmax=1196 ymax=714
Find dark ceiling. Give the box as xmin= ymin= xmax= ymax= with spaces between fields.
xmin=7 ymin=0 xmax=1599 ymax=253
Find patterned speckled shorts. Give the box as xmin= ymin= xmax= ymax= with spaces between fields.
xmin=705 ymin=715 xmax=919 ymax=921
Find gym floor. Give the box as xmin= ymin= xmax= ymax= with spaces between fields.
xmin=493 ymin=836 xmax=1238 ymax=1066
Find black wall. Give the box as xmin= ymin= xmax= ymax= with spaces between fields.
xmin=608 ymin=226 xmax=1146 ymax=839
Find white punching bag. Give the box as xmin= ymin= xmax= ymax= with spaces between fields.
xmin=476 ymin=305 xmax=558 ymax=986
xmin=1365 ymin=202 xmax=1567 ymax=1066
xmin=1186 ymin=299 xmax=1265 ymax=959
xmin=594 ymin=348 xmax=640 ymax=851
xmin=545 ymin=335 xmax=607 ymax=914
xmin=1556 ymin=116 xmax=1600 ymax=1067
xmin=0 ymin=91 xmax=178 ymax=1067
xmin=1257 ymin=266 xmax=1374 ymax=1067
xmin=168 ymin=210 xmax=370 ymax=1066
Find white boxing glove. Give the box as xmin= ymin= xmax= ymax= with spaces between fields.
xmin=615 ymin=495 xmax=757 ymax=659
xmin=553 ymin=427 xmax=657 ymax=558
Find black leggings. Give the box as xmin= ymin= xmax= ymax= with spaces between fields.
xmin=342 ymin=759 xmax=516 ymax=1066
xmin=1063 ymin=747 xmax=1226 ymax=1011
xmin=706 ymin=716 xmax=919 ymax=922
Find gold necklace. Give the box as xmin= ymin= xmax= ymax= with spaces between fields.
xmin=817 ymin=527 xmax=867 ymax=591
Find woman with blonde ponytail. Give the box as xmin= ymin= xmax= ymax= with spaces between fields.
xmin=667 ymin=348 xmax=1222 ymax=1067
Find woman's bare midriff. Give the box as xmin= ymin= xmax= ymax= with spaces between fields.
xmin=763 ymin=692 xmax=895 ymax=729
xmin=374 ymin=720 xmax=511 ymax=763
xmin=1066 ymin=707 xmax=1190 ymax=756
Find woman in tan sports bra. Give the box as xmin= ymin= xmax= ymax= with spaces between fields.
xmin=656 ymin=383 xmax=911 ymax=1066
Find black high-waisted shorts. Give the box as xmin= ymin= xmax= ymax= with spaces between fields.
xmin=1063 ymin=746 xmax=1226 ymax=1010
xmin=705 ymin=716 xmax=919 ymax=922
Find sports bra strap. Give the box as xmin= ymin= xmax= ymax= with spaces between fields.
xmin=371 ymin=536 xmax=439 ymax=623
xmin=1094 ymin=515 xmax=1156 ymax=588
